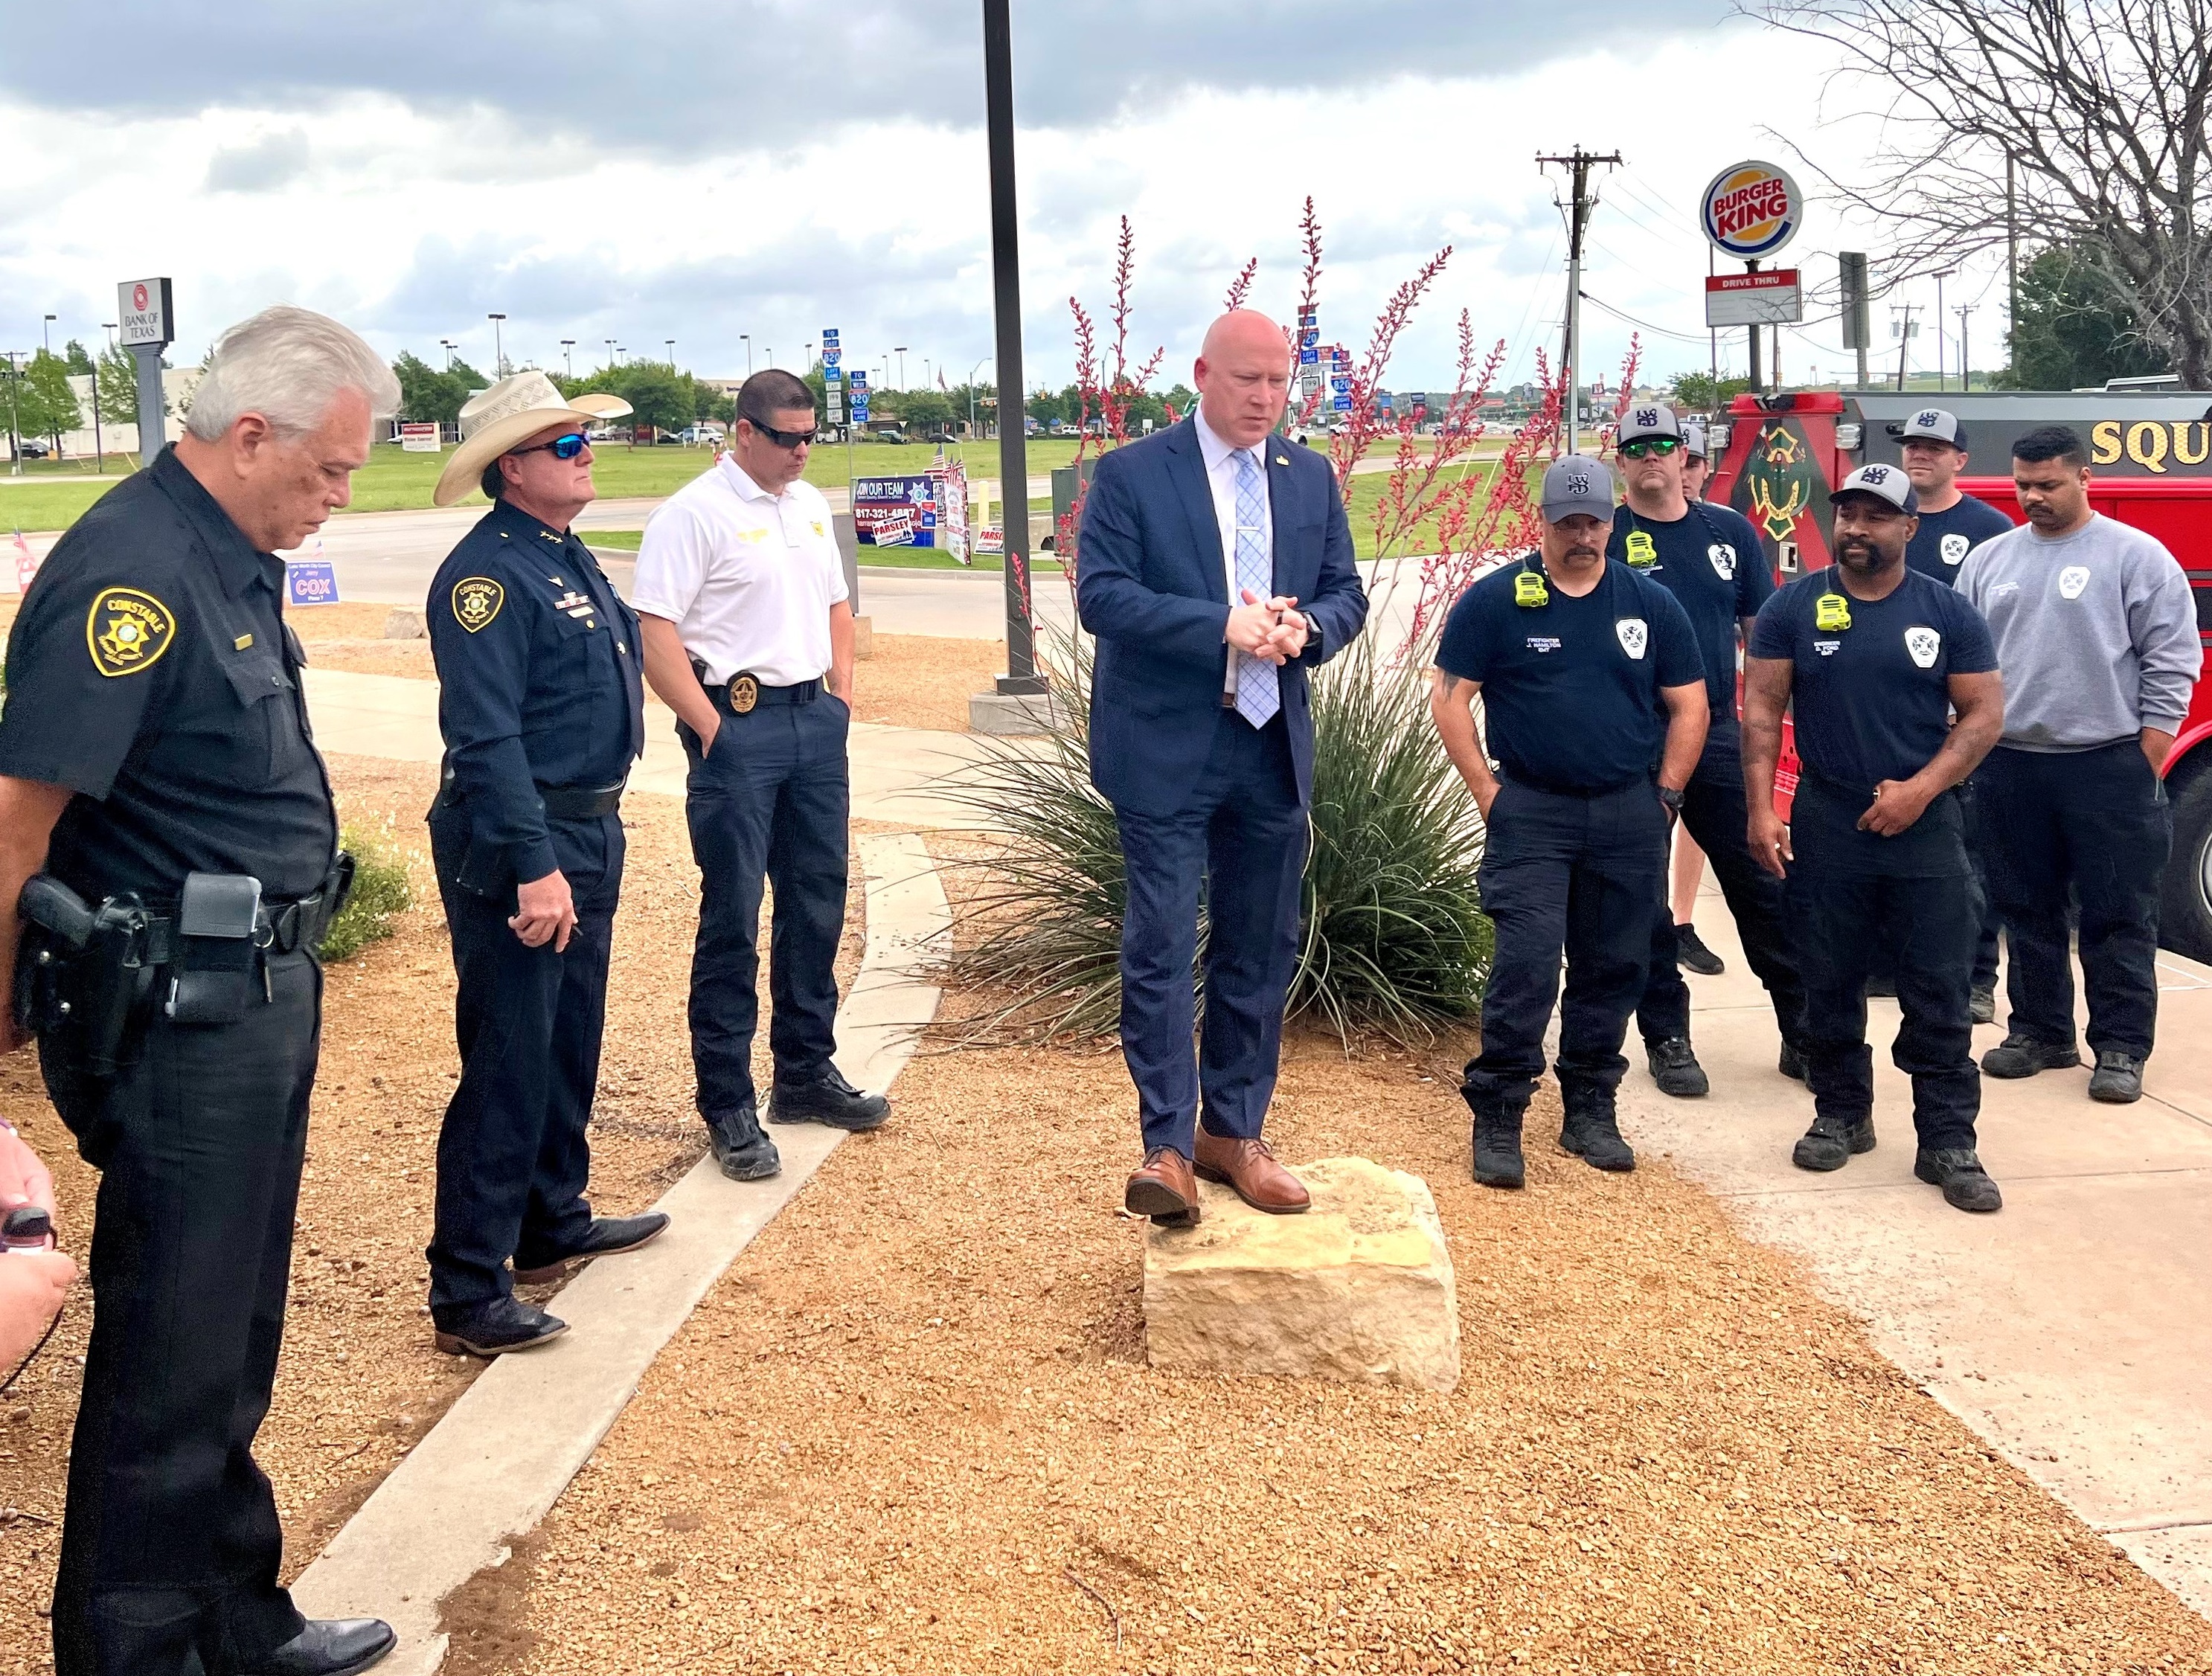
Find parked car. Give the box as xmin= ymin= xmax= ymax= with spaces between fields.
xmin=867 ymin=428 xmax=908 ymax=446
xmin=924 ymin=430 xmax=958 ymax=445
xmin=676 ymin=425 xmax=725 ymax=446
xmin=13 ymin=439 xmax=48 ymax=460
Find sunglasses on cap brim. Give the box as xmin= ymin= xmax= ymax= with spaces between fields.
xmin=513 ymin=432 xmax=589 ymax=460
xmin=1618 ymin=437 xmax=1681 ymax=460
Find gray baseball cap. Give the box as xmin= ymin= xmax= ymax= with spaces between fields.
xmin=1682 ymin=421 xmax=1708 ymax=460
xmin=1539 ymin=455 xmax=1616 ymax=521
xmin=1830 ymin=462 xmax=1920 ymax=514
xmin=1897 ymin=406 xmax=1965 ymax=448
xmin=1617 ymin=402 xmax=1682 ymax=447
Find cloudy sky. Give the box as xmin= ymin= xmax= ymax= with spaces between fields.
xmin=0 ymin=1 xmax=2002 ymax=397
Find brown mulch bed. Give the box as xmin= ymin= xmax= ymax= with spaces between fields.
xmin=454 ymin=1009 xmax=2212 ymax=1675
xmin=0 ymin=756 xmax=864 ymax=1674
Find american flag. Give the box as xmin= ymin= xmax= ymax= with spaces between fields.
xmin=11 ymin=528 xmax=37 ymax=596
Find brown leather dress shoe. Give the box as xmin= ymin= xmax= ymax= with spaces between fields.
xmin=1125 ymin=1147 xmax=1200 ymax=1226
xmin=1193 ymin=1130 xmax=1310 ymax=1214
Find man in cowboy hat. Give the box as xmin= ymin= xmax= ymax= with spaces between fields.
xmin=423 ymin=372 xmax=664 ymax=1356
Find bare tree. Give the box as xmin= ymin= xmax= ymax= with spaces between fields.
xmin=1757 ymin=0 xmax=2212 ymax=387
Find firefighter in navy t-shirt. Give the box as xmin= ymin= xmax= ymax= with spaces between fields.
xmin=1743 ymin=464 xmax=2007 ymax=1213
xmin=1431 ymin=457 xmax=1708 ymax=1190
xmin=1607 ymin=402 xmax=1808 ymax=1099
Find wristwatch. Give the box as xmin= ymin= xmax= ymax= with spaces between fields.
xmin=1655 ymin=785 xmax=1685 ymax=812
xmin=1300 ymin=610 xmax=1321 ymax=655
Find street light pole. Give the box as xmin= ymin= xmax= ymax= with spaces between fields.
xmin=894 ymin=345 xmax=908 ymax=389
xmin=561 ymin=340 xmax=575 ymax=379
xmin=42 ymin=315 xmax=55 ymax=356
xmin=742 ymin=335 xmax=751 ymax=376
xmin=605 ymin=338 xmax=615 ymax=370
xmin=981 ymin=0 xmax=1041 ymax=694
xmin=488 ymin=312 xmax=507 ymax=378
xmin=665 ymin=338 xmax=676 ymax=367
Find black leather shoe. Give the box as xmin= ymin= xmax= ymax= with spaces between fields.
xmin=769 ymin=1065 xmax=891 ymax=1131
xmin=707 ymin=1103 xmax=782 ymax=1181
xmin=1674 ymin=922 xmax=1725 ymax=976
xmin=244 ymin=1618 xmax=396 ymax=1675
xmin=1914 ymin=1147 xmax=2004 ymax=1213
xmin=1791 ymin=1112 xmax=1875 ymax=1172
xmin=513 ymin=1212 xmax=672 ymax=1283
xmin=1777 ymin=1040 xmax=1807 ymax=1082
xmin=1646 ymin=1036 xmax=1709 ymax=1098
xmin=433 ymin=1295 xmax=568 ymax=1358
xmin=1981 ymin=1033 xmax=2082 ymax=1079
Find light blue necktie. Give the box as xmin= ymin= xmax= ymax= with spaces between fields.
xmin=1232 ymin=447 xmax=1280 ymax=728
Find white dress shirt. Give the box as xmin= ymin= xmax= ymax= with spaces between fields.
xmin=1193 ymin=408 xmax=1274 ymax=693
xmin=631 ymin=457 xmax=850 ymax=686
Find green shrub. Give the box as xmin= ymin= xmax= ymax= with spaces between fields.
xmin=320 ymin=825 xmax=413 ymax=963
xmin=937 ymin=623 xmax=1490 ymax=1047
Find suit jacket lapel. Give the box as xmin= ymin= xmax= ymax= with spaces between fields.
xmin=1165 ymin=420 xmax=1228 ymax=605
xmin=1265 ymin=433 xmax=1296 ymax=591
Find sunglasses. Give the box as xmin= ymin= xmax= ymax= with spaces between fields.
xmin=1619 ymin=437 xmax=1681 ymax=460
xmin=746 ymin=419 xmax=819 ymax=449
xmin=514 ymin=432 xmax=589 ymax=460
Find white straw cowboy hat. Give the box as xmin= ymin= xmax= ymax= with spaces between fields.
xmin=432 ymin=370 xmax=634 ymax=507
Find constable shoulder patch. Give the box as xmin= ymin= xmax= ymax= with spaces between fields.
xmin=86 ymin=586 xmax=176 ymax=678
xmin=452 ymin=576 xmax=505 ymax=633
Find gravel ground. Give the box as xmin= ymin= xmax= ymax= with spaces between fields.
xmin=468 ymin=1015 xmax=2212 ymax=1675
xmin=0 ymin=756 xmax=864 ymax=1674
xmin=281 ymin=603 xmax=1004 ymax=736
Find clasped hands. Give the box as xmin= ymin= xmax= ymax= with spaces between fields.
xmin=1225 ymin=589 xmax=1309 ymax=665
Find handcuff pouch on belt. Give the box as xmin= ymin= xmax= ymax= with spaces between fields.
xmin=13 ymin=876 xmax=160 ymax=1079
xmin=165 ymin=872 xmax=264 ymax=1026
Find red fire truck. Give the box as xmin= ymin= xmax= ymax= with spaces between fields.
xmin=1707 ymin=388 xmax=2212 ymax=960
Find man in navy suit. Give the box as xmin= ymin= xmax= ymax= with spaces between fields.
xmin=1076 ymin=309 xmax=1369 ymax=1225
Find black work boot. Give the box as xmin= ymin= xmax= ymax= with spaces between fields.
xmin=1675 ymin=922 xmax=1725 ymax=976
xmin=1646 ymin=1036 xmax=1710 ymax=1098
xmin=2088 ymin=1050 xmax=2145 ymax=1103
xmin=707 ymin=1102 xmax=782 ymax=1181
xmin=1981 ymin=1033 xmax=2082 ymax=1079
xmin=1777 ymin=1039 xmax=1807 ymax=1082
xmin=769 ymin=1065 xmax=891 ymax=1131
xmin=1463 ymin=1083 xmax=1526 ymax=1189
xmin=1791 ymin=1111 xmax=1876 ymax=1172
xmin=1969 ymin=983 xmax=1997 ymax=1026
xmin=1914 ymin=1146 xmax=2004 ymax=1213
xmin=1559 ymin=1084 xmax=1635 ymax=1172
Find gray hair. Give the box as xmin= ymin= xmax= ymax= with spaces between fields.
xmin=185 ymin=305 xmax=400 ymax=443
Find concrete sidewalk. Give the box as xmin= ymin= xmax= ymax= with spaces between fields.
xmin=303 ymin=666 xmax=994 ymax=829
xmin=1620 ymin=887 xmax=2212 ymax=1618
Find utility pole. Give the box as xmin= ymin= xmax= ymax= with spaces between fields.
xmin=1956 ymin=304 xmax=1975 ymax=393
xmin=1894 ymin=302 xmax=1915 ymax=391
xmin=982 ymin=0 xmax=1042 ymax=697
xmin=1536 ymin=146 xmax=1621 ymax=455
xmin=1932 ymin=271 xmax=1955 ymax=390
xmin=2006 ymin=153 xmax=2021 ymax=382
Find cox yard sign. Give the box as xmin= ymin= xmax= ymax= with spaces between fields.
xmin=1700 ymin=162 xmax=1802 ymax=261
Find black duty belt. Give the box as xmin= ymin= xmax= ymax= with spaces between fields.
xmin=538 ymin=781 xmax=627 ymax=820
xmin=1501 ymin=774 xmax=1649 ymax=800
xmin=704 ymin=674 xmax=822 ymax=716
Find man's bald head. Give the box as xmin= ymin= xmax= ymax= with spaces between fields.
xmin=1195 ymin=309 xmax=1292 ymax=449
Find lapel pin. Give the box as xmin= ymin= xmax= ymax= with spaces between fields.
xmin=1275 ymin=455 xmax=1288 ymax=466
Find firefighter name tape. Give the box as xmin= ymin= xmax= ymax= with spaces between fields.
xmin=1699 ymin=161 xmax=1803 ymax=261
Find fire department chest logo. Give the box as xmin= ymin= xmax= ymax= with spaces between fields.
xmin=2059 ymin=565 xmax=2091 ymax=600
xmin=1616 ymin=617 xmax=1650 ymax=659
xmin=452 ymin=577 xmax=504 ymax=633
xmin=1708 ymin=542 xmax=1737 ymax=580
xmin=1904 ymin=626 xmax=1941 ymax=669
xmin=1940 ymin=533 xmax=1971 ymax=566
xmin=85 ymin=587 xmax=175 ymax=678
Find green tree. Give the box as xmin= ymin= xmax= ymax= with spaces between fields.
xmin=20 ymin=350 xmax=81 ymax=454
xmin=390 ymin=350 xmax=482 ymax=426
xmin=95 ymin=343 xmax=143 ymax=428
xmin=894 ymin=389 xmax=955 ymax=431
xmin=1025 ymin=388 xmax=1064 ymax=426
xmin=1669 ymin=370 xmax=1752 ymax=413
xmin=62 ymin=339 xmax=94 ymax=376
xmin=1996 ymin=244 xmax=2170 ymax=390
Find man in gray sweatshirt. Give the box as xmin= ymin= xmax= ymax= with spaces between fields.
xmin=1955 ymin=425 xmax=2202 ymax=1103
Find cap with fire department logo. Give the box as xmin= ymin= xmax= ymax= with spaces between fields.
xmin=1682 ymin=421 xmax=1708 ymax=460
xmin=1897 ymin=407 xmax=1965 ymax=449
xmin=1616 ymin=403 xmax=1683 ymax=448
xmin=1829 ymin=463 xmax=1920 ymax=515
xmin=1539 ymin=455 xmax=1616 ymax=521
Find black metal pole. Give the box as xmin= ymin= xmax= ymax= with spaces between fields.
xmin=983 ymin=0 xmax=1043 ymax=693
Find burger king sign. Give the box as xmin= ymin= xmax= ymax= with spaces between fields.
xmin=1700 ymin=161 xmax=1803 ymax=260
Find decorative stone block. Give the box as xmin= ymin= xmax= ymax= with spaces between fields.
xmin=1143 ymin=1156 xmax=1460 ymax=1393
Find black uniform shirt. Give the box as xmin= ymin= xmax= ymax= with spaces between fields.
xmin=0 ymin=447 xmax=336 ymax=902
xmin=1607 ymin=498 xmax=1772 ymax=722
xmin=1749 ymin=567 xmax=1998 ymax=797
xmin=1903 ymin=492 xmax=2015 ymax=584
xmin=426 ymin=498 xmax=645 ymax=887
xmin=1437 ymin=556 xmax=1704 ymax=793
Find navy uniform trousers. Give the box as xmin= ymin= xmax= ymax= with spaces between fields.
xmin=1113 ymin=709 xmax=1307 ymax=1158
xmin=1976 ymin=739 xmax=2171 ymax=1059
xmin=1786 ymin=777 xmax=1981 ymax=1148
xmin=1637 ymin=719 xmax=1808 ymax=1048
xmin=1464 ymin=780 xmax=1667 ymax=1117
xmin=426 ymin=809 xmax=621 ymax=1309
xmin=682 ymin=691 xmax=850 ymax=1120
xmin=42 ymin=951 xmax=319 ymax=1676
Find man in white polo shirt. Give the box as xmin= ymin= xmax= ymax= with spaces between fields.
xmin=632 ymin=368 xmax=888 ymax=1182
